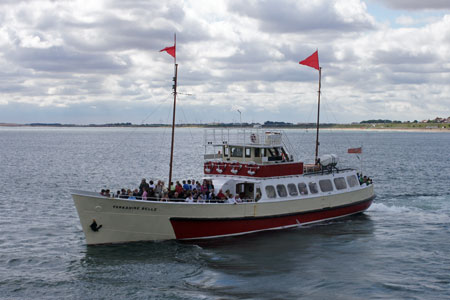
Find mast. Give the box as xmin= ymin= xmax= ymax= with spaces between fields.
xmin=168 ymin=34 xmax=177 ymax=191
xmin=314 ymin=67 xmax=322 ymax=164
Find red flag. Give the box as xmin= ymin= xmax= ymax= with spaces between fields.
xmin=348 ymin=147 xmax=362 ymax=154
xmin=299 ymin=50 xmax=319 ymax=70
xmin=160 ymin=45 xmax=176 ymax=58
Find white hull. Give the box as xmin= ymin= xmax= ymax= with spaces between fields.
xmin=72 ymin=184 xmax=374 ymax=245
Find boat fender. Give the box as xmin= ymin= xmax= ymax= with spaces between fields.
xmin=90 ymin=219 xmax=102 ymax=232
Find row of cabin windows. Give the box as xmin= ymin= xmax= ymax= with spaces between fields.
xmin=264 ymin=175 xmax=359 ymax=199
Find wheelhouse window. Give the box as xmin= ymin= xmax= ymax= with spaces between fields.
xmin=265 ymin=185 xmax=276 ymax=199
xmin=287 ymin=183 xmax=298 ymax=196
xmin=308 ymin=182 xmax=319 ymax=194
xmin=276 ymin=184 xmax=288 ymax=197
xmin=231 ymin=147 xmax=243 ymax=157
xmin=224 ymin=146 xmax=229 ymax=157
xmin=347 ymin=175 xmax=358 ymax=187
xmin=298 ymin=182 xmax=308 ymax=195
xmin=334 ymin=177 xmax=347 ymax=190
xmin=319 ymin=179 xmax=334 ymax=192
xmin=254 ymin=148 xmax=261 ymax=157
xmin=245 ymin=147 xmax=251 ymax=158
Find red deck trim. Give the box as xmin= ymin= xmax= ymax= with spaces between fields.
xmin=170 ymin=198 xmax=374 ymax=240
xmin=204 ymin=161 xmax=303 ymax=177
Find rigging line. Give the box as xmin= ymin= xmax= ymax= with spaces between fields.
xmin=177 ymin=99 xmax=196 ymax=141
xmin=319 ymin=90 xmax=342 ymax=156
xmin=89 ymin=94 xmax=173 ymax=176
xmin=138 ymin=94 xmax=172 ymax=125
xmin=299 ymin=94 xmax=318 ymax=161
xmin=321 ymin=90 xmax=362 ymax=166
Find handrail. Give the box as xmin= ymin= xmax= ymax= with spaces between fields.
xmin=107 ymin=195 xmax=255 ymax=204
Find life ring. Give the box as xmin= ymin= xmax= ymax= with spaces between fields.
xmin=230 ymin=162 xmax=242 ymax=174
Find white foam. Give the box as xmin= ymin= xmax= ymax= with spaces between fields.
xmin=368 ymin=202 xmax=412 ymax=213
xmin=368 ymin=202 xmax=450 ymax=224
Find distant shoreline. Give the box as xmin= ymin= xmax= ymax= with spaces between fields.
xmin=1 ymin=123 xmax=449 ymax=132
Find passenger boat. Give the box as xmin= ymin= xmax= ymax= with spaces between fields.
xmin=71 ymin=42 xmax=375 ymax=245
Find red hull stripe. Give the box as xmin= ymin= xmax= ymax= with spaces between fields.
xmin=170 ymin=197 xmax=374 ymax=240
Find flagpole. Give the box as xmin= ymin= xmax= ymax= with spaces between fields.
xmin=314 ymin=67 xmax=321 ymax=164
xmin=168 ymin=33 xmax=177 ymax=192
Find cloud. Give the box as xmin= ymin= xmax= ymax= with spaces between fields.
xmin=375 ymin=0 xmax=450 ymax=10
xmin=228 ymin=0 xmax=376 ymax=33
xmin=0 ymin=0 xmax=449 ymax=124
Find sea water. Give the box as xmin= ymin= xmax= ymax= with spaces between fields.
xmin=0 ymin=127 xmax=449 ymax=299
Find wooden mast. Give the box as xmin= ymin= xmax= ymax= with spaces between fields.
xmin=314 ymin=67 xmax=322 ymax=165
xmin=168 ymin=33 xmax=177 ymax=191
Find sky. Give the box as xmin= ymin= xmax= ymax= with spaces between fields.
xmin=0 ymin=0 xmax=449 ymax=124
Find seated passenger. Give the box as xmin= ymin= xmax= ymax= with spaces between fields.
xmin=120 ymin=188 xmax=128 ymax=199
xmin=154 ymin=181 xmax=161 ymax=198
xmin=197 ymin=193 xmax=205 ymax=203
xmin=149 ymin=180 xmax=155 ymax=190
xmin=185 ymin=192 xmax=194 ymax=203
xmin=216 ymin=189 xmax=226 ymax=200
xmin=255 ymin=193 xmax=261 ymax=201
xmin=142 ymin=188 xmax=148 ymax=201
xmin=128 ymin=190 xmax=136 ymax=200
xmin=175 ymin=181 xmax=183 ymax=194
xmin=235 ymin=195 xmax=242 ymax=203
xmin=227 ymin=194 xmax=237 ymax=204
xmin=161 ymin=192 xmax=169 ymax=201
xmin=182 ymin=180 xmax=190 ymax=191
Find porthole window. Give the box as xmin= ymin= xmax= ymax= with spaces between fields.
xmin=334 ymin=177 xmax=347 ymax=190
xmin=265 ymin=185 xmax=276 ymax=198
xmin=276 ymin=184 xmax=288 ymax=197
xmin=347 ymin=175 xmax=358 ymax=187
xmin=298 ymin=182 xmax=309 ymax=195
xmin=287 ymin=183 xmax=298 ymax=196
xmin=319 ymin=179 xmax=334 ymax=192
xmin=308 ymin=182 xmax=319 ymax=194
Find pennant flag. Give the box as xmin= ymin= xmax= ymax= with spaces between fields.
xmin=160 ymin=45 xmax=176 ymax=58
xmin=299 ymin=50 xmax=319 ymax=70
xmin=348 ymin=147 xmax=362 ymax=154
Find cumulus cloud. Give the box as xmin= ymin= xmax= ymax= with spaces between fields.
xmin=375 ymin=0 xmax=450 ymax=10
xmin=0 ymin=0 xmax=449 ymax=124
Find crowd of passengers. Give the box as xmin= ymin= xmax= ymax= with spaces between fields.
xmin=100 ymin=179 xmax=253 ymax=203
xmin=357 ymin=173 xmax=373 ymax=185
